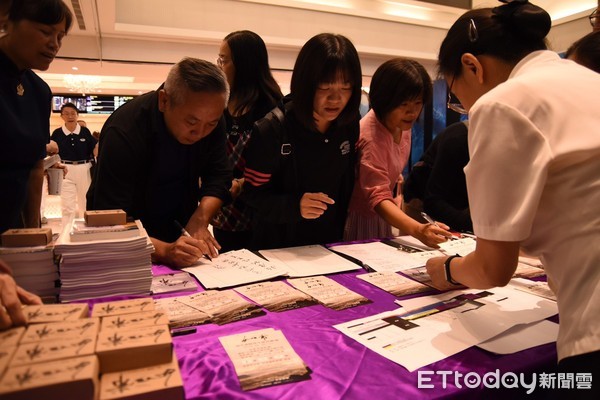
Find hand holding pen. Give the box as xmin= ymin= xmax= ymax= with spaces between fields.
xmin=415 ymin=212 xmax=453 ymax=248
xmin=174 ymin=221 xmax=218 ymax=262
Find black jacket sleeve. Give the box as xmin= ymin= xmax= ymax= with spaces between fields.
xmin=423 ymin=123 xmax=472 ymax=232
xmin=86 ymin=124 xmax=145 ymax=215
xmin=241 ymin=112 xmax=303 ymax=224
xmin=196 ymin=117 xmax=233 ymax=204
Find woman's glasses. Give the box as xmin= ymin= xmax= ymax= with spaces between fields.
xmin=447 ymin=75 xmax=467 ymax=115
xmin=590 ymin=8 xmax=599 ymax=28
xmin=216 ymin=56 xmax=229 ymax=67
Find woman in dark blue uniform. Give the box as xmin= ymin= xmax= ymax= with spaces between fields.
xmin=0 ymin=0 xmax=72 ymax=329
xmin=0 ymin=0 xmax=72 ymax=233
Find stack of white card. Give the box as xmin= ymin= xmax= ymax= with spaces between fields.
xmin=54 ymin=220 xmax=154 ymax=302
xmin=219 ymin=328 xmax=311 ymax=391
xmin=0 ymin=241 xmax=59 ymax=301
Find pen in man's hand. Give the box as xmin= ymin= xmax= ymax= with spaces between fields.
xmin=420 ymin=212 xmax=440 ymax=228
xmin=174 ymin=220 xmax=212 ymax=261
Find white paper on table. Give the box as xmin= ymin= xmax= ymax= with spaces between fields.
xmin=509 ymin=278 xmax=556 ymax=301
xmin=477 ymin=320 xmax=558 ymax=354
xmin=176 ymin=290 xmax=258 ymax=320
xmin=356 ymin=271 xmax=432 ymax=297
xmin=260 ymin=245 xmax=360 ymax=277
xmin=518 ymin=255 xmax=543 ymax=267
xmin=288 ymin=275 xmax=369 ymax=310
xmin=234 ymin=281 xmax=316 ymax=312
xmin=513 ymin=263 xmax=546 ymax=279
xmin=438 ymin=237 xmax=477 ymax=256
xmin=151 ymin=272 xmax=198 ymax=294
xmin=390 ymin=236 xmax=435 ymax=252
xmin=406 ymin=250 xmax=446 ymax=263
xmin=219 ymin=328 xmax=310 ymax=391
xmin=183 ymin=249 xmax=288 ymax=289
xmin=338 ymin=286 xmax=558 ymax=371
xmin=334 ymin=307 xmax=481 ymax=372
xmin=330 ymin=242 xmax=424 ymax=272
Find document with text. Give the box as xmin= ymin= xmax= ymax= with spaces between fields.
xmin=260 ymin=245 xmax=361 ymax=277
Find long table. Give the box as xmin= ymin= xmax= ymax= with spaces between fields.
xmin=109 ymin=263 xmax=558 ymax=400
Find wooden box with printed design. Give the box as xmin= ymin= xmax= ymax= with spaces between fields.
xmin=91 ymin=298 xmax=155 ymax=318
xmin=10 ymin=335 xmax=97 ymax=367
xmin=95 ymin=324 xmax=172 ymax=373
xmin=23 ymin=303 xmax=89 ymax=324
xmin=0 ymin=355 xmax=99 ymax=400
xmin=99 ymin=354 xmax=184 ymax=400
xmin=100 ymin=310 xmax=169 ymax=331
xmin=20 ymin=318 xmax=100 ymax=344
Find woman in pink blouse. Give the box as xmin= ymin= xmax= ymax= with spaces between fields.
xmin=344 ymin=58 xmax=452 ymax=247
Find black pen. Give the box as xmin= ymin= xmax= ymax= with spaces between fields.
xmin=174 ymin=220 xmax=212 ymax=261
xmin=171 ymin=327 xmax=197 ymax=337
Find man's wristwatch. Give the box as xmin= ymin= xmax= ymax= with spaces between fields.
xmin=444 ymin=254 xmax=462 ymax=285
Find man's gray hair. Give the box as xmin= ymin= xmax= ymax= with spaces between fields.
xmin=164 ymin=57 xmax=229 ymax=106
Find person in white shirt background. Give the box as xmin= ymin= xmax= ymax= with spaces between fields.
xmin=50 ymin=102 xmax=98 ymax=224
xmin=425 ymin=0 xmax=600 ymax=392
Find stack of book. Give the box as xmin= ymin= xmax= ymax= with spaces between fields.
xmin=54 ymin=219 xmax=154 ymax=302
xmin=0 ymin=231 xmax=59 ymax=302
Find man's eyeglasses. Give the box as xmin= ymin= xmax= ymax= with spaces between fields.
xmin=447 ymin=75 xmax=467 ymax=115
xmin=590 ymin=8 xmax=598 ymax=28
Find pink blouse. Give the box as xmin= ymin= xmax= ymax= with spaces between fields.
xmin=344 ymin=109 xmax=411 ymax=240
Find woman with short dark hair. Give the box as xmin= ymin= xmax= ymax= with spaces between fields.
xmin=242 ymin=33 xmax=362 ymax=249
xmin=566 ymin=31 xmax=600 ymax=73
xmin=344 ymin=58 xmax=452 ymax=247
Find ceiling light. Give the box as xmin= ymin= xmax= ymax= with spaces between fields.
xmin=63 ymin=74 xmax=102 ymax=95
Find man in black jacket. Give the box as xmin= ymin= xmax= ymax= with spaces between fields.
xmin=87 ymin=58 xmax=232 ymax=267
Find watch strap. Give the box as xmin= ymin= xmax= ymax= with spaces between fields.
xmin=444 ymin=254 xmax=462 ymax=285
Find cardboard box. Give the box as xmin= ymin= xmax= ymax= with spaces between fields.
xmin=10 ymin=335 xmax=97 ymax=367
xmin=20 ymin=318 xmax=100 ymax=344
xmin=0 ymin=355 xmax=98 ymax=400
xmin=1 ymin=228 xmax=52 ymax=247
xmin=84 ymin=210 xmax=127 ymax=226
xmin=99 ymin=354 xmax=184 ymax=400
xmin=100 ymin=310 xmax=169 ymax=331
xmin=23 ymin=303 xmax=89 ymax=324
xmin=95 ymin=325 xmax=172 ymax=373
xmin=92 ymin=298 xmax=155 ymax=318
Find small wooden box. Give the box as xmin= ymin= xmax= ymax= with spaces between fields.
xmin=0 ymin=326 xmax=26 ymax=347
xmin=1 ymin=228 xmax=52 ymax=247
xmin=0 ymin=355 xmax=99 ymax=400
xmin=84 ymin=210 xmax=127 ymax=226
xmin=20 ymin=318 xmax=100 ymax=344
xmin=10 ymin=336 xmax=97 ymax=367
xmin=95 ymin=325 xmax=172 ymax=373
xmin=100 ymin=310 xmax=169 ymax=331
xmin=92 ymin=298 xmax=155 ymax=318
xmin=99 ymin=354 xmax=184 ymax=400
xmin=23 ymin=303 xmax=89 ymax=324
xmin=0 ymin=347 xmax=17 ymax=378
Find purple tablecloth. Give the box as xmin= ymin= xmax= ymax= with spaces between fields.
xmin=114 ymin=264 xmax=558 ymax=400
